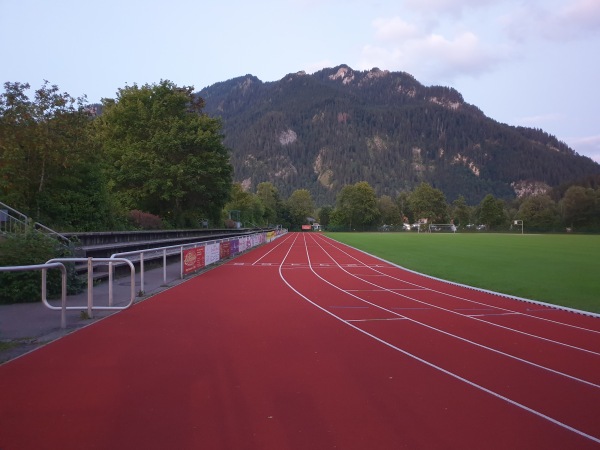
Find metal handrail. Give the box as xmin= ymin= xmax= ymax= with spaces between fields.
xmin=0 ymin=262 xmax=68 ymax=328
xmin=0 ymin=202 xmax=29 ymax=235
xmin=47 ymin=257 xmax=135 ymax=318
xmin=0 ymin=200 xmax=70 ymax=244
xmin=0 ymin=200 xmax=29 ymax=222
xmin=34 ymin=221 xmax=70 ymax=244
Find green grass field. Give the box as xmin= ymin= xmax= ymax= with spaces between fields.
xmin=325 ymin=232 xmax=600 ymax=314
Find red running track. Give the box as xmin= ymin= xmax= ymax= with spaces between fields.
xmin=1 ymin=232 xmax=599 ymax=449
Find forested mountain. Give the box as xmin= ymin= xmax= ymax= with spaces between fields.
xmin=198 ymin=65 xmax=600 ymax=206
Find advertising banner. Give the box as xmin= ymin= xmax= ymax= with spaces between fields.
xmin=205 ymin=242 xmax=220 ymax=266
xmin=182 ymin=246 xmax=205 ymax=275
xmin=230 ymin=239 xmax=239 ymax=255
xmin=220 ymin=240 xmax=231 ymax=259
xmin=238 ymin=236 xmax=248 ymax=252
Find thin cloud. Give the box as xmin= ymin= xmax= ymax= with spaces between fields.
xmin=553 ymin=0 xmax=600 ymax=39
xmin=517 ymin=113 xmax=565 ymax=126
xmin=402 ymin=0 xmax=498 ymax=16
xmin=502 ymin=0 xmax=600 ymax=42
xmin=373 ymin=17 xmax=423 ymax=41
xmin=360 ymin=17 xmax=510 ymax=81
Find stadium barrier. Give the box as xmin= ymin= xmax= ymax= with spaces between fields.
xmin=111 ymin=229 xmax=287 ymax=303
xmin=46 ymin=257 xmax=136 ymax=320
xmin=1 ymin=230 xmax=288 ymax=329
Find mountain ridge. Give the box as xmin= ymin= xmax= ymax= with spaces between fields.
xmin=198 ymin=64 xmax=599 ymax=205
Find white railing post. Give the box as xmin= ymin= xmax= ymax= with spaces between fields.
xmin=140 ymin=252 xmax=145 ymax=294
xmin=162 ymin=248 xmax=167 ymax=285
xmin=108 ymin=261 xmax=114 ymax=306
xmin=60 ymin=266 xmax=67 ymax=329
xmin=41 ymin=264 xmax=67 ymax=329
xmin=87 ymin=257 xmax=94 ymax=318
xmin=180 ymin=246 xmax=184 ymax=279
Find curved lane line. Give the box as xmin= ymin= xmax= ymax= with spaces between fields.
xmin=304 ymin=234 xmax=599 ymax=388
xmin=312 ymin=233 xmax=600 ymax=336
xmin=276 ymin=233 xmax=600 ymax=445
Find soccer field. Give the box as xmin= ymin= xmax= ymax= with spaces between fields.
xmin=325 ymin=232 xmax=600 ymax=314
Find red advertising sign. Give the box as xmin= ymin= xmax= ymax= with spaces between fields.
xmin=220 ymin=240 xmax=231 ymax=259
xmin=301 ymin=225 xmax=311 ymax=231
xmin=182 ymin=246 xmax=205 ymax=275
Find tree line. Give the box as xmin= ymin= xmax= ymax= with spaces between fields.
xmin=227 ymin=179 xmax=600 ymax=233
xmin=1 ymin=80 xmax=599 ymax=235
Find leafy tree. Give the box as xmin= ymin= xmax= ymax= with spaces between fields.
xmin=0 ymin=81 xmax=112 ymax=230
xmin=478 ymin=194 xmax=506 ymax=230
xmin=318 ymin=205 xmax=333 ymax=228
xmin=224 ymin=183 xmax=265 ymax=227
xmin=561 ymin=186 xmax=599 ymax=229
xmin=396 ymin=191 xmax=413 ymax=224
xmin=451 ymin=195 xmax=471 ymax=227
xmin=287 ymin=189 xmax=315 ymax=229
xmin=515 ymin=195 xmax=560 ymax=231
xmin=408 ymin=182 xmax=448 ymax=224
xmin=334 ymin=181 xmax=380 ymax=229
xmin=96 ymin=80 xmax=232 ymax=227
xmin=276 ymin=201 xmax=293 ymax=230
xmin=378 ymin=195 xmax=401 ymax=225
xmin=256 ymin=181 xmax=279 ymax=225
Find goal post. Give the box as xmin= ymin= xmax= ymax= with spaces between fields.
xmin=428 ymin=224 xmax=457 ymax=233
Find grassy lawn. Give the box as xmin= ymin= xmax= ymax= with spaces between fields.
xmin=325 ymin=232 xmax=600 ymax=314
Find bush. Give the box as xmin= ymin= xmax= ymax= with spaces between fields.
xmin=0 ymin=231 xmax=81 ymax=304
xmin=128 ymin=210 xmax=163 ymax=230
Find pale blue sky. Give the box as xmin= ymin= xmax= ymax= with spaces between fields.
xmin=2 ymin=0 xmax=599 ymax=162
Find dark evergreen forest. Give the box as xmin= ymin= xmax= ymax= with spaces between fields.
xmin=199 ymin=65 xmax=600 ymax=206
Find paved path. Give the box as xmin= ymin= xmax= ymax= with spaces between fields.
xmin=0 ymin=260 xmax=188 ymax=363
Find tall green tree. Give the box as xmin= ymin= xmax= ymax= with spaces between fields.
xmin=378 ymin=195 xmax=401 ymax=225
xmin=561 ymin=186 xmax=599 ymax=229
xmin=96 ymin=80 xmax=232 ymax=227
xmin=516 ymin=195 xmax=559 ymax=231
xmin=318 ymin=205 xmax=334 ymax=228
xmin=334 ymin=181 xmax=380 ymax=230
xmin=0 ymin=81 xmax=112 ymax=230
xmin=408 ymin=182 xmax=448 ymax=224
xmin=478 ymin=194 xmax=506 ymax=230
xmin=451 ymin=195 xmax=471 ymax=227
xmin=256 ymin=181 xmax=279 ymax=225
xmin=224 ymin=183 xmax=264 ymax=227
xmin=396 ymin=191 xmax=413 ymax=224
xmin=287 ymin=189 xmax=315 ymax=229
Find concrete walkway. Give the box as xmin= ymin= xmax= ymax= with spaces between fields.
xmin=0 ymin=260 xmax=192 ymax=363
